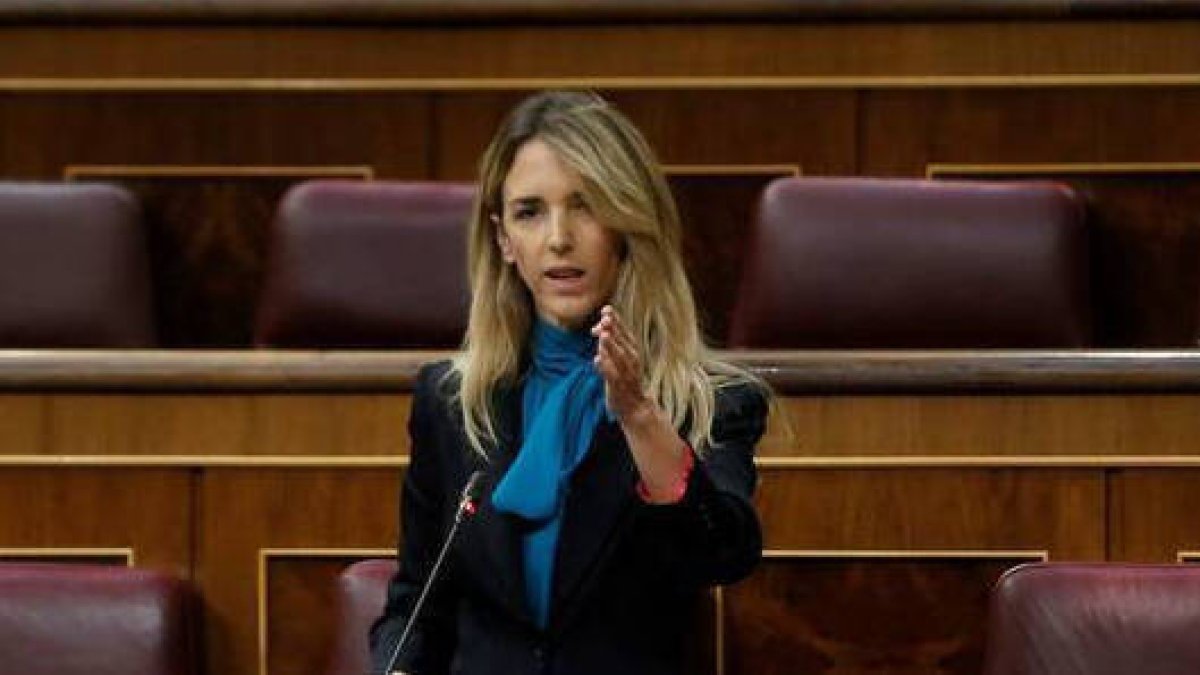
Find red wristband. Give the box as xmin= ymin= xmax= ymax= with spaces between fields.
xmin=636 ymin=444 xmax=695 ymax=505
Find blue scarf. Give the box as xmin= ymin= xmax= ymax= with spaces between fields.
xmin=491 ymin=319 xmax=610 ymax=628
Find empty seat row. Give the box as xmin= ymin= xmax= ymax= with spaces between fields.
xmin=333 ymin=559 xmax=1200 ymax=675
xmin=4 ymin=559 xmax=1199 ymax=675
xmin=0 ymin=177 xmax=1092 ymax=349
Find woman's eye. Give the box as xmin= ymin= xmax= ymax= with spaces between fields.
xmin=513 ymin=207 xmax=538 ymax=221
xmin=569 ymin=198 xmax=591 ymax=213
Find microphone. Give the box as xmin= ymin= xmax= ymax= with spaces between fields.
xmin=380 ymin=470 xmax=485 ymax=675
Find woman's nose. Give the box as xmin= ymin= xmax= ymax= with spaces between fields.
xmin=547 ymin=210 xmax=572 ymax=253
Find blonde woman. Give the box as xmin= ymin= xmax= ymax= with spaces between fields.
xmin=371 ymin=91 xmax=768 ymax=675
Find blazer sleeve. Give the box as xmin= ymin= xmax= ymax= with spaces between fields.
xmin=369 ymin=363 xmax=458 ymax=675
xmin=638 ymin=381 xmax=768 ymax=589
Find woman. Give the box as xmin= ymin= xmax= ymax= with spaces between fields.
xmin=371 ymin=90 xmax=769 ymax=675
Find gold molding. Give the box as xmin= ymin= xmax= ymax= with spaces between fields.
xmin=0 ymin=455 xmax=410 ymax=467
xmin=4 ymin=454 xmax=1200 ymax=468
xmin=664 ymin=164 xmax=801 ymax=177
xmin=257 ymin=547 xmax=393 ymax=675
xmin=1177 ymin=551 xmax=1200 ymax=563
xmin=756 ymin=456 xmax=1200 ymax=468
xmin=6 ymin=74 xmax=1200 ymax=93
xmin=760 ymin=549 xmax=1049 ymax=560
xmin=0 ymin=547 xmax=136 ymax=566
xmin=64 ymin=164 xmax=374 ymax=180
xmin=928 ymin=162 xmax=1200 ymax=179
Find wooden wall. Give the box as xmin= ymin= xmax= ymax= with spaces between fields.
xmin=3 ymin=17 xmax=1200 ymax=345
xmin=3 ymin=7 xmax=1200 ymax=675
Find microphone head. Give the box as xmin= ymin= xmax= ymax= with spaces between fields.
xmin=458 ymin=470 xmax=486 ymax=519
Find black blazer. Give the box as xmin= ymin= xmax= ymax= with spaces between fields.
xmin=370 ymin=360 xmax=767 ymax=675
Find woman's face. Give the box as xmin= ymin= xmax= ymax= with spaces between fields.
xmin=496 ymin=138 xmax=623 ymax=331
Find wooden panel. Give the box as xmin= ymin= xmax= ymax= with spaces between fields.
xmin=756 ymin=468 xmax=1106 ymax=556
xmin=0 ymin=467 xmax=190 ymax=573
xmin=724 ymin=556 xmax=1029 ymax=675
xmin=763 ymin=394 xmax=1200 ymax=457
xmin=0 ymin=92 xmax=428 ymax=177
xmin=1109 ymin=469 xmax=1200 ymax=561
xmin=862 ymin=89 xmax=1200 ymax=176
xmin=0 ymin=394 xmax=44 ymax=454
xmin=198 ymin=468 xmax=398 ymax=675
xmin=265 ymin=553 xmax=382 ymax=675
xmin=40 ymin=394 xmax=407 ymax=458
xmin=433 ymin=90 xmax=854 ymax=179
xmin=4 ymin=22 xmax=1200 ymax=79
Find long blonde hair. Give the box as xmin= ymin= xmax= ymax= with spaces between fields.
xmin=451 ymin=90 xmax=760 ymax=457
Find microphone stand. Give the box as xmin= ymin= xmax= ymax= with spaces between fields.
xmin=380 ymin=471 xmax=483 ymax=675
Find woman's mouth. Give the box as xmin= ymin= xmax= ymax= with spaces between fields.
xmin=544 ymin=266 xmax=587 ymax=291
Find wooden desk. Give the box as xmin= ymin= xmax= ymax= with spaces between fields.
xmin=2 ymin=349 xmax=1199 ymax=675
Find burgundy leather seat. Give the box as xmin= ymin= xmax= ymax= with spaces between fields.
xmin=0 ymin=563 xmax=193 ymax=675
xmin=327 ymin=558 xmax=396 ymax=675
xmin=982 ymin=563 xmax=1200 ymax=675
xmin=255 ymin=181 xmax=473 ymax=348
xmin=0 ymin=183 xmax=155 ymax=346
xmin=729 ymin=177 xmax=1091 ymax=348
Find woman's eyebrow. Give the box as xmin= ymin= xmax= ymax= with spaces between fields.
xmin=506 ymin=196 xmax=543 ymax=208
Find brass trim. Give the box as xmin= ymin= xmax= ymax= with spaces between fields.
xmin=928 ymin=162 xmax=1200 ymax=179
xmin=6 ymin=75 xmax=1200 ymax=92
xmin=760 ymin=549 xmax=1049 ymax=559
xmin=64 ymin=164 xmax=374 ymax=180
xmin=757 ymin=456 xmax=1200 ymax=468
xmin=1177 ymin=551 xmax=1200 ymax=563
xmin=664 ymin=164 xmax=801 ymax=177
xmin=257 ymin=547 xmax=394 ymax=675
xmin=0 ymin=547 xmax=136 ymax=566
xmin=0 ymin=455 xmax=411 ymax=467
xmin=2 ymin=454 xmax=1200 ymax=468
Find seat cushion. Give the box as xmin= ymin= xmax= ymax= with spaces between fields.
xmin=729 ymin=177 xmax=1091 ymax=348
xmin=255 ymin=180 xmax=473 ymax=348
xmin=0 ymin=563 xmax=193 ymax=675
xmin=0 ymin=183 xmax=155 ymax=347
xmin=983 ymin=563 xmax=1200 ymax=675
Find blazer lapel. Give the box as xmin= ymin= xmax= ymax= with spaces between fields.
xmin=456 ymin=382 xmax=534 ymax=626
xmin=547 ymin=419 xmax=638 ymax=631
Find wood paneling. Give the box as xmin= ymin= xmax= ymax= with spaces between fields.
xmin=1109 ymin=469 xmax=1200 ymax=562
xmin=861 ymin=89 xmax=1200 ymax=177
xmin=0 ymin=92 xmax=428 ymax=178
xmin=0 ymin=394 xmax=43 ymax=454
xmin=40 ymin=394 xmax=407 ymax=457
xmin=264 ymin=553 xmax=381 ymax=675
xmin=4 ymin=22 xmax=1200 ymax=80
xmin=764 ymin=394 xmax=1200 ymax=457
xmin=197 ymin=468 xmax=398 ymax=675
xmin=433 ymin=90 xmax=854 ymax=179
xmin=0 ymin=467 xmax=190 ymax=573
xmin=724 ymin=556 xmax=1029 ymax=675
xmin=757 ymin=469 xmax=1105 ymax=555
